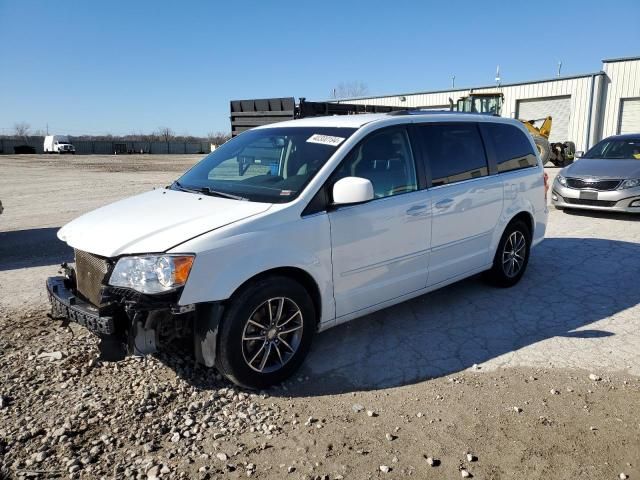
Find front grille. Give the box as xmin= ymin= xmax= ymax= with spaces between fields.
xmin=75 ymin=249 xmax=110 ymax=306
xmin=564 ymin=198 xmax=617 ymax=207
xmin=566 ymin=178 xmax=621 ymax=191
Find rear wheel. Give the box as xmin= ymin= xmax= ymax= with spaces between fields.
xmin=216 ymin=276 xmax=316 ymax=389
xmin=533 ymin=136 xmax=551 ymax=166
xmin=563 ymin=141 xmax=576 ymax=158
xmin=484 ymin=220 xmax=531 ymax=288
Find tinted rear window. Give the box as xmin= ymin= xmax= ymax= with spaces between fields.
xmin=485 ymin=123 xmax=538 ymax=172
xmin=417 ymin=123 xmax=488 ymax=186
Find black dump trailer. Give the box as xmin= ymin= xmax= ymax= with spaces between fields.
xmin=230 ymin=97 xmax=406 ymax=137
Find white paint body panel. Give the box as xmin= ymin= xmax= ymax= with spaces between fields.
xmin=57 ymin=113 xmax=547 ymax=332
xmin=57 ymin=189 xmax=271 ymax=257
xmin=329 ymin=189 xmax=431 ymax=318
xmin=428 ymin=176 xmax=503 ymax=286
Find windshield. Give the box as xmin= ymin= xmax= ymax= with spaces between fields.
xmin=174 ymin=126 xmax=356 ymax=203
xmin=583 ymin=138 xmax=640 ymax=159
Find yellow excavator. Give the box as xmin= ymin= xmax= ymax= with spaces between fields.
xmin=451 ymin=92 xmax=574 ymax=166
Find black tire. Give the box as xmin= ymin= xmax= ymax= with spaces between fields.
xmin=563 ymin=141 xmax=576 ymax=158
xmin=484 ymin=220 xmax=531 ymax=288
xmin=216 ymin=275 xmax=316 ymax=389
xmin=533 ymin=136 xmax=551 ymax=166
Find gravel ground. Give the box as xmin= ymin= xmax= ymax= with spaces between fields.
xmin=1 ymin=155 xmax=639 ymax=479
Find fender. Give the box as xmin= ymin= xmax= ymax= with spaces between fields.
xmin=490 ymin=168 xmax=545 ymax=254
xmin=172 ymin=211 xmax=336 ymax=326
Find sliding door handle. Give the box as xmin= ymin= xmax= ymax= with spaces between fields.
xmin=435 ymin=198 xmax=454 ymax=209
xmin=406 ymin=205 xmax=427 ymax=216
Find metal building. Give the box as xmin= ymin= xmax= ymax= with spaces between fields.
xmin=338 ymin=56 xmax=640 ymax=152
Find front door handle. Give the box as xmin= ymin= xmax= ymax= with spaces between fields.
xmin=406 ymin=205 xmax=427 ymax=216
xmin=435 ymin=198 xmax=454 ymax=209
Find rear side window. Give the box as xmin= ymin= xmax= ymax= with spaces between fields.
xmin=485 ymin=123 xmax=538 ymax=172
xmin=417 ymin=123 xmax=488 ymax=186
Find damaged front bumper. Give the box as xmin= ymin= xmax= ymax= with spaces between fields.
xmin=47 ymin=276 xmax=116 ymax=335
xmin=46 ymin=270 xmax=223 ymax=366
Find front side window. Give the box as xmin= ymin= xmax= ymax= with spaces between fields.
xmin=584 ymin=138 xmax=640 ymax=159
xmin=485 ymin=123 xmax=538 ymax=172
xmin=175 ymin=127 xmax=356 ymax=203
xmin=331 ymin=127 xmax=418 ymax=199
xmin=417 ymin=123 xmax=488 ymax=186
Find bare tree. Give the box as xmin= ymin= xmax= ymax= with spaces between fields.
xmin=156 ymin=127 xmax=174 ymax=143
xmin=207 ymin=131 xmax=231 ymax=146
xmin=330 ymin=81 xmax=369 ymax=99
xmin=14 ymin=122 xmax=30 ymax=141
xmin=156 ymin=127 xmax=174 ymax=153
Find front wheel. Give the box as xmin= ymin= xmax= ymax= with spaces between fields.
xmin=484 ymin=220 xmax=531 ymax=288
xmin=216 ymin=276 xmax=316 ymax=389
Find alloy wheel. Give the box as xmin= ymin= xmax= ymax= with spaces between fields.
xmin=502 ymin=231 xmax=526 ymax=278
xmin=241 ymin=297 xmax=304 ymax=373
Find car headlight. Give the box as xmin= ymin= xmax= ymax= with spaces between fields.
xmin=109 ymin=255 xmax=194 ymax=294
xmin=620 ymin=178 xmax=640 ymax=189
xmin=556 ymin=174 xmax=567 ymax=187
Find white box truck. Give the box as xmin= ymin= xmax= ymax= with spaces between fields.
xmin=44 ymin=135 xmax=76 ymax=154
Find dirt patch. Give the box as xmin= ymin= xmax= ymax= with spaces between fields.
xmin=0 ymin=154 xmax=200 ymax=173
xmin=0 ymin=309 xmax=638 ymax=480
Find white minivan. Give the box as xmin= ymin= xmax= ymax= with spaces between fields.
xmin=47 ymin=112 xmax=547 ymax=388
xmin=44 ymin=135 xmax=76 ymax=154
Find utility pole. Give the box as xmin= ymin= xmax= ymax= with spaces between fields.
xmin=451 ymin=75 xmax=456 ymax=89
xmin=557 ymin=61 xmax=563 ymax=77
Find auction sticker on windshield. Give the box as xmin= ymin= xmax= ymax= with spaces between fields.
xmin=306 ymin=134 xmax=345 ymax=147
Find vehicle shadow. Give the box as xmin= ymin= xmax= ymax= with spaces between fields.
xmin=0 ymin=227 xmax=72 ymax=271
xmin=560 ymin=208 xmax=640 ymax=222
xmin=162 ymin=237 xmax=639 ymax=396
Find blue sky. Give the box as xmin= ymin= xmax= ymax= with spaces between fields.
xmin=1 ymin=0 xmax=638 ymax=136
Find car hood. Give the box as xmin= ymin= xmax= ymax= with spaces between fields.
xmin=564 ymin=158 xmax=640 ymax=179
xmin=58 ymin=189 xmax=272 ymax=257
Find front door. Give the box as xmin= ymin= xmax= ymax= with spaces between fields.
xmin=328 ymin=127 xmax=431 ymax=318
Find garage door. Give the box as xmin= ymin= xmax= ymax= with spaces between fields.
xmin=517 ymin=96 xmax=571 ymax=143
xmin=619 ymin=98 xmax=640 ymax=134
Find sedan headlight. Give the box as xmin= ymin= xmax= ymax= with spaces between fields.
xmin=620 ymin=178 xmax=640 ymax=189
xmin=109 ymin=255 xmax=194 ymax=294
xmin=556 ymin=174 xmax=567 ymax=187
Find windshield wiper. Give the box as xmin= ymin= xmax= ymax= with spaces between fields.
xmin=206 ymin=189 xmax=248 ymax=201
xmin=172 ymin=181 xmax=247 ymax=201
xmin=172 ymin=181 xmax=204 ymax=194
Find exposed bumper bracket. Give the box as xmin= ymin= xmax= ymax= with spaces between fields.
xmin=193 ymin=302 xmax=224 ymax=368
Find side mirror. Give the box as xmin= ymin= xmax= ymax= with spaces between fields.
xmin=575 ymin=151 xmax=584 ymax=159
xmin=332 ymin=177 xmax=374 ymax=205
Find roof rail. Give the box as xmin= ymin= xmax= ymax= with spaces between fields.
xmin=387 ymin=109 xmax=493 ymax=116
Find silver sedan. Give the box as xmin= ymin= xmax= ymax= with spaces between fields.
xmin=551 ymin=134 xmax=640 ymax=213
